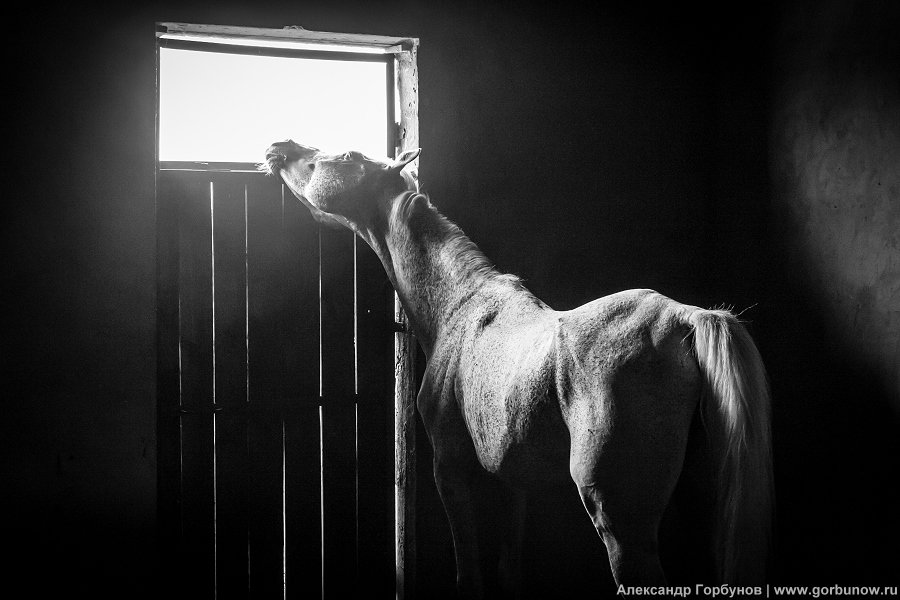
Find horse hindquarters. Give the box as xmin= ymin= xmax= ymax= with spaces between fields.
xmin=566 ymin=360 xmax=699 ymax=585
xmin=688 ymin=309 xmax=773 ymax=584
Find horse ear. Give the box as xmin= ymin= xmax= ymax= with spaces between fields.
xmin=390 ymin=148 xmax=421 ymax=173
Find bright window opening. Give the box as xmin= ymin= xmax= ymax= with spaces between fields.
xmin=158 ymin=46 xmax=390 ymax=164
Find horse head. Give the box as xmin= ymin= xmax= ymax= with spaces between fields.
xmin=263 ymin=140 xmax=420 ymax=231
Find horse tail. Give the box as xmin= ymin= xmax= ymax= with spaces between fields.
xmin=688 ymin=309 xmax=774 ymax=584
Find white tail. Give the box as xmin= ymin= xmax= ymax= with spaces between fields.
xmin=689 ymin=309 xmax=774 ymax=584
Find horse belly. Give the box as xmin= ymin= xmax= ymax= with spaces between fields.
xmin=468 ymin=390 xmax=571 ymax=488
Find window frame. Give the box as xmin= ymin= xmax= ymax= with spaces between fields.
xmin=155 ymin=22 xmax=417 ymax=172
xmin=154 ymin=21 xmax=420 ymax=599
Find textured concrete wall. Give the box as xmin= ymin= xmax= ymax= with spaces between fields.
xmin=772 ymin=0 xmax=900 ymax=410
xmin=768 ymin=0 xmax=900 ymax=582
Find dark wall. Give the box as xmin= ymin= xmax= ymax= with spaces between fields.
xmin=768 ymin=0 xmax=900 ymax=584
xmin=4 ymin=5 xmax=159 ymax=597
xmin=3 ymin=1 xmax=897 ymax=597
xmin=772 ymin=0 xmax=899 ymax=411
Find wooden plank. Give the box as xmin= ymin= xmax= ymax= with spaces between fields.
xmin=394 ymin=305 xmax=417 ymax=600
xmin=281 ymin=188 xmax=323 ymax=600
xmin=211 ymin=175 xmax=250 ymax=599
xmin=246 ymin=176 xmax=287 ymax=598
xmin=176 ymin=174 xmax=217 ymax=598
xmin=395 ymin=49 xmax=420 ymax=162
xmin=158 ymin=22 xmax=418 ymax=51
xmin=356 ymin=236 xmax=395 ymax=597
xmin=395 ymin=47 xmax=420 ymax=600
xmin=155 ymin=171 xmax=184 ymax=595
xmin=319 ymin=226 xmax=358 ymax=597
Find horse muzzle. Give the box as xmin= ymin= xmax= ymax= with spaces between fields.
xmin=263 ymin=140 xmax=320 ymax=174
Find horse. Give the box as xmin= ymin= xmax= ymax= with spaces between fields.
xmin=262 ymin=141 xmax=773 ymax=597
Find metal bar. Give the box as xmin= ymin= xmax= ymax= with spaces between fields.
xmin=386 ymin=58 xmax=397 ymax=158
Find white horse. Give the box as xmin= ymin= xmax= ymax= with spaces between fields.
xmin=263 ymin=142 xmax=773 ymax=596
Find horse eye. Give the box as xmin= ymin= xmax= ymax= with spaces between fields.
xmin=307 ymin=163 xmax=316 ymax=171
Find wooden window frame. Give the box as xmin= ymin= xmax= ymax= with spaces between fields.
xmin=155 ymin=22 xmax=419 ymax=598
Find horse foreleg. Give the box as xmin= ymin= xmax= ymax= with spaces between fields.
xmin=497 ymin=488 xmax=527 ymax=599
xmin=434 ymin=458 xmax=485 ymax=599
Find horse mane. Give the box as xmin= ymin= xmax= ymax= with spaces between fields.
xmin=390 ymin=191 xmax=536 ymax=298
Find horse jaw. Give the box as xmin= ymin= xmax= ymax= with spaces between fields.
xmin=284 ymin=172 xmax=354 ymax=231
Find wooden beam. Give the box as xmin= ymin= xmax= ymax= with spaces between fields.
xmin=394 ymin=45 xmax=420 ymax=600
xmin=157 ymin=22 xmax=418 ymax=52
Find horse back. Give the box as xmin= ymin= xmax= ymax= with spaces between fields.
xmin=555 ymin=288 xmax=699 ymax=384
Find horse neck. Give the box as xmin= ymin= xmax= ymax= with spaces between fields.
xmin=362 ymin=192 xmax=511 ymax=356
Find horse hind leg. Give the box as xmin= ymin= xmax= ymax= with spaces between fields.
xmin=569 ymin=412 xmax=691 ymax=586
xmin=577 ymin=481 xmax=667 ymax=586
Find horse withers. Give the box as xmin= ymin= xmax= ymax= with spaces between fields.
xmin=262 ymin=141 xmax=773 ymax=596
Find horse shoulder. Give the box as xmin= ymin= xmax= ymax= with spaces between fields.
xmin=449 ymin=305 xmax=565 ymax=469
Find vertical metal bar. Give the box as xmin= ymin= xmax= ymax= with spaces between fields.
xmin=386 ymin=57 xmax=397 ymax=158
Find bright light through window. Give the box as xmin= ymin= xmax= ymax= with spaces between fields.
xmin=159 ymin=47 xmax=389 ymax=163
